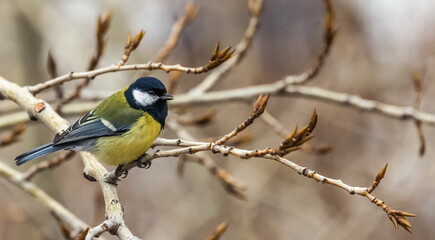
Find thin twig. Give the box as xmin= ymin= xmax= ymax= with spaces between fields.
xmin=117 ymin=30 xmax=145 ymax=66
xmin=166 ymin=71 xmax=183 ymax=94
xmin=214 ymin=94 xmax=269 ymax=145
xmin=178 ymin=154 xmax=247 ymax=200
xmin=284 ymin=0 xmax=335 ymax=85
xmin=0 ymin=123 xmax=26 ymax=147
xmin=86 ymin=220 xmax=139 ymax=240
xmin=260 ymin=109 xmax=290 ymax=138
xmin=260 ymin=109 xmax=332 ymax=155
xmin=153 ymin=1 xmax=199 ymax=62
xmin=188 ymin=0 xmax=264 ymax=95
xmin=60 ymin=11 xmax=112 ymax=106
xmin=411 ymin=71 xmax=425 ymax=156
xmin=109 ymin=136 xmax=416 ymax=232
xmin=173 ymin=82 xmax=435 ymax=127
xmin=168 ymin=118 xmax=247 ymax=200
xmin=6 ymin=78 xmax=435 ymax=130
xmin=21 ymin=151 xmax=76 ymax=181
xmin=46 ymin=51 xmax=64 ymax=112
xmin=0 ymin=161 xmax=89 ymax=238
xmin=28 ymin=44 xmax=233 ymax=95
xmin=106 ymin=105 xmax=415 ymax=233
xmin=142 ymin=2 xmax=198 ymax=79
xmin=367 ymin=163 xmax=388 ymax=194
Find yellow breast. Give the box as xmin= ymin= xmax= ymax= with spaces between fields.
xmin=93 ymin=113 xmax=162 ymax=165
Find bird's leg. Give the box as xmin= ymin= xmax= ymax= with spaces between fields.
xmin=116 ymin=164 xmax=129 ymax=179
xmin=103 ymin=165 xmax=127 ymax=185
xmin=136 ymin=153 xmax=151 ymax=169
xmin=104 ymin=154 xmax=151 ymax=185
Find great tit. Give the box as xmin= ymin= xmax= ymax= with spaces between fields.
xmin=15 ymin=77 xmax=173 ymax=166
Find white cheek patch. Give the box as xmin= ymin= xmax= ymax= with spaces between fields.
xmin=132 ymin=89 xmax=159 ymax=107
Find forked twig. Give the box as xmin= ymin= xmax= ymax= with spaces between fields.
xmin=284 ymin=0 xmax=335 ymax=85
xmin=61 ymin=11 xmax=112 ymax=106
xmin=153 ymin=1 xmax=199 ymax=62
xmin=168 ymin=118 xmax=247 ymax=200
xmin=189 ymin=0 xmax=264 ymax=95
xmin=214 ymin=94 xmax=269 ymax=145
xmin=28 ymin=43 xmax=233 ymax=95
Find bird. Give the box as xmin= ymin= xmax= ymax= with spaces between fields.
xmin=15 ymin=77 xmax=173 ymax=168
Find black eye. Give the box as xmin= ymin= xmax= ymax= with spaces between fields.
xmin=148 ymin=90 xmax=155 ymax=95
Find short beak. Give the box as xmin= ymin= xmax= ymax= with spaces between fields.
xmin=161 ymin=93 xmax=174 ymax=100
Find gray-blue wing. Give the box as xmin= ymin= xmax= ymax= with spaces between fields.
xmin=53 ymin=111 xmax=131 ymax=146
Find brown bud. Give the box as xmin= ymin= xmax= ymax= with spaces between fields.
xmin=210 ymin=42 xmax=220 ymax=62
xmin=396 ymin=216 xmax=412 ymax=228
xmin=395 ymin=210 xmax=417 ymax=217
xmin=46 ymin=51 xmax=58 ymax=78
xmin=307 ymin=110 xmax=318 ymax=135
xmin=125 ymin=32 xmax=132 ymax=48
xmin=131 ymin=30 xmax=146 ymax=50
xmin=375 ymin=163 xmax=388 ymax=182
xmin=388 ymin=214 xmax=398 ymax=229
xmin=253 ymin=94 xmax=269 ymax=115
xmin=218 ymin=46 xmax=232 ymax=59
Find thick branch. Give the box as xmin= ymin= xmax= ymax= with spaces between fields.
xmin=0 ymin=161 xmax=89 ymax=238
xmin=0 ymin=75 xmax=138 ymax=240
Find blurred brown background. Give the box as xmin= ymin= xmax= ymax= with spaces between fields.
xmin=1 ymin=0 xmax=435 ymax=239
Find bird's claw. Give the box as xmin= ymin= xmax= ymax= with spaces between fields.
xmin=104 ymin=165 xmax=128 ymax=185
xmin=137 ymin=159 xmax=151 ymax=169
xmin=136 ymin=153 xmax=152 ymax=169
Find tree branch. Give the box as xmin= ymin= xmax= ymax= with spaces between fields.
xmin=167 ymin=118 xmax=247 ymax=200
xmin=61 ymin=11 xmax=112 ymax=107
xmin=28 ymin=44 xmax=233 ymax=95
xmin=173 ymin=82 xmax=435 ymax=126
xmin=188 ymin=0 xmax=264 ymax=96
xmin=0 ymin=75 xmax=138 ymax=240
xmin=153 ymin=1 xmax=199 ymax=63
xmin=105 ymin=100 xmax=415 ymax=232
xmin=0 ymin=161 xmax=90 ymax=238
xmin=411 ymin=71 xmax=426 ymax=156
xmin=21 ymin=151 xmax=76 ymax=181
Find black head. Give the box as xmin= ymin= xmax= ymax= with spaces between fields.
xmin=124 ymin=77 xmax=173 ymax=127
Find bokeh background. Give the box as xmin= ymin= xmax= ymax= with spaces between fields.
xmin=1 ymin=0 xmax=435 ymax=239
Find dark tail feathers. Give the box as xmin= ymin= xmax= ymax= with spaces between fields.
xmin=15 ymin=143 xmax=64 ymax=165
